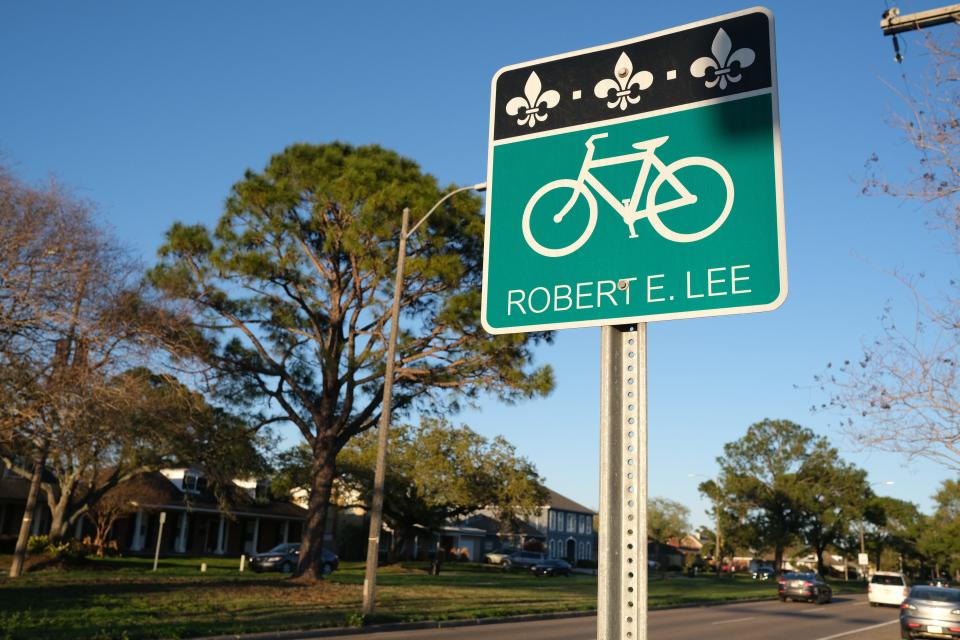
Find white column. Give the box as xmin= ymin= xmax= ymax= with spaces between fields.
xmin=175 ymin=512 xmax=188 ymax=553
xmin=215 ymin=515 xmax=226 ymax=555
xmin=131 ymin=511 xmax=145 ymax=551
xmin=30 ymin=505 xmax=43 ymax=535
xmin=250 ymin=518 xmax=260 ymax=554
xmin=74 ymin=516 xmax=84 ymax=540
xmin=281 ymin=520 xmax=290 ymax=544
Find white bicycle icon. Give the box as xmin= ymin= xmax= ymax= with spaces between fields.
xmin=521 ymin=132 xmax=734 ymax=258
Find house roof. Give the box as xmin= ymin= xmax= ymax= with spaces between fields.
xmin=461 ymin=513 xmax=545 ymax=539
xmin=130 ymin=471 xmax=307 ymax=520
xmin=547 ymin=489 xmax=595 ymax=515
xmin=0 ymin=472 xmax=306 ymax=520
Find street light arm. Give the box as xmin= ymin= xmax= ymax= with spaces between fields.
xmin=405 ymin=183 xmax=487 ymax=239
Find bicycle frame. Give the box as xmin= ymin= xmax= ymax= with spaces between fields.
xmin=573 ymin=133 xmax=695 ymax=237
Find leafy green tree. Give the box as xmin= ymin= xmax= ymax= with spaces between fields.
xmin=709 ymin=419 xmax=833 ymax=573
xmin=647 ymin=497 xmax=690 ymax=544
xmin=919 ymin=481 xmax=960 ymax=579
xmin=864 ymin=495 xmax=923 ymax=573
xmin=797 ymin=450 xmax=869 ymax=576
xmin=278 ymin=418 xmax=547 ymax=560
xmin=149 ymin=143 xmax=554 ymax=579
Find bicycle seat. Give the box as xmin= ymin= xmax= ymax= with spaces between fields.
xmin=631 ymin=135 xmax=670 ymax=150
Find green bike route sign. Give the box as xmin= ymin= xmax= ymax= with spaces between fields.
xmin=481 ymin=7 xmax=786 ymax=334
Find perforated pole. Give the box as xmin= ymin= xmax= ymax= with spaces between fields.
xmin=599 ymin=324 xmax=647 ymax=640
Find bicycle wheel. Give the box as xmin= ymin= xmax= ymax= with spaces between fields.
xmin=522 ymin=179 xmax=598 ymax=258
xmin=645 ymin=157 xmax=733 ymax=243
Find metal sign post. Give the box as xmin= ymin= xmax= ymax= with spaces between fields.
xmin=599 ymin=324 xmax=646 ymax=640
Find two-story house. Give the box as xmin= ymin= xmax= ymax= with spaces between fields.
xmin=461 ymin=488 xmax=597 ymax=563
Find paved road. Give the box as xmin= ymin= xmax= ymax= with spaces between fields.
xmin=313 ymin=595 xmax=901 ymax=640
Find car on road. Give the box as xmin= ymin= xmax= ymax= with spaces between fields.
xmin=484 ymin=547 xmax=518 ymax=565
xmin=870 ymin=571 xmax=910 ymax=607
xmin=248 ymin=543 xmax=339 ymax=575
xmin=753 ymin=566 xmax=775 ymax=581
xmin=900 ymin=585 xmax=960 ymax=639
xmin=530 ymin=558 xmax=573 ymax=577
xmin=501 ymin=551 xmax=546 ymax=571
xmin=778 ymin=571 xmax=833 ymax=604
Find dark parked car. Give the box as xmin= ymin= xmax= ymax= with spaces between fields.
xmin=248 ymin=543 xmax=339 ymax=575
xmin=900 ymin=585 xmax=960 ymax=639
xmin=501 ymin=551 xmax=545 ymax=571
xmin=778 ymin=571 xmax=832 ymax=604
xmin=530 ymin=559 xmax=573 ymax=577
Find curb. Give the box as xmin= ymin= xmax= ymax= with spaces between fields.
xmin=188 ymin=591 xmax=868 ymax=639
xmin=187 ymin=610 xmax=598 ymax=640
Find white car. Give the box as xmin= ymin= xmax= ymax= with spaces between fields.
xmin=868 ymin=571 xmax=909 ymax=606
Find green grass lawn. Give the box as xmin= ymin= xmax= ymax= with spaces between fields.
xmin=0 ymin=555 xmax=865 ymax=640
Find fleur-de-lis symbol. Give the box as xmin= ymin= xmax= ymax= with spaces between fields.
xmin=690 ymin=28 xmax=756 ymax=90
xmin=505 ymin=71 xmax=560 ymax=128
xmin=593 ymin=52 xmax=653 ymax=111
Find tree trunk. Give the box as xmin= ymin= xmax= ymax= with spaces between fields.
xmin=9 ymin=453 xmax=46 ymax=577
xmin=816 ymin=544 xmax=827 ymax=577
xmin=774 ymin=544 xmax=784 ymax=576
xmin=47 ymin=494 xmax=72 ymax=543
xmin=297 ymin=441 xmax=336 ymax=580
xmin=92 ymin=516 xmax=115 ymax=557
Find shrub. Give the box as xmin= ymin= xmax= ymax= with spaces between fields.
xmin=45 ymin=541 xmax=86 ymax=563
xmin=26 ymin=535 xmax=49 ymax=555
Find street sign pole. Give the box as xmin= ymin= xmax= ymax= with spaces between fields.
xmin=599 ymin=324 xmax=646 ymax=640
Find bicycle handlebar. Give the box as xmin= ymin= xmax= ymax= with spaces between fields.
xmin=585 ymin=132 xmax=609 ymax=149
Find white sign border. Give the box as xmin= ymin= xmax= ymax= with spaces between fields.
xmin=480 ymin=6 xmax=787 ymax=335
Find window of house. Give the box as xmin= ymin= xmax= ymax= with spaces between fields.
xmin=567 ymin=513 xmax=575 ymax=532
xmin=578 ymin=541 xmax=584 ymax=560
xmin=183 ymin=473 xmax=200 ymax=493
xmin=586 ymin=541 xmax=591 ymax=560
xmin=549 ymin=511 xmax=556 ymax=530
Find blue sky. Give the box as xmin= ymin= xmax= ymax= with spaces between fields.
xmin=1 ymin=1 xmax=954 ymax=528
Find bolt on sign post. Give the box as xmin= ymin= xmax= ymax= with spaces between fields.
xmin=481 ymin=8 xmax=785 ymax=640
